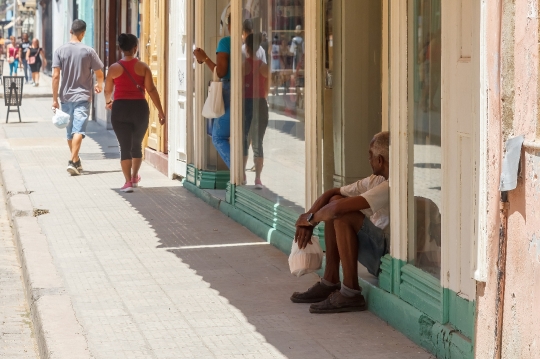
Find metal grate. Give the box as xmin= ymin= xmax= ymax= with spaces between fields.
xmin=3 ymin=76 xmax=24 ymax=123
xmin=3 ymin=76 xmax=24 ymax=106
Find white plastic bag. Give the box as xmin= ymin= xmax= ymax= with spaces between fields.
xmin=52 ymin=108 xmax=70 ymax=129
xmin=288 ymin=236 xmax=323 ymax=277
xmin=201 ymin=67 xmax=225 ymax=119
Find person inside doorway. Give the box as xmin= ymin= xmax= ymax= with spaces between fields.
xmin=243 ymin=33 xmax=269 ymax=189
xmin=193 ymin=13 xmax=232 ymax=168
xmin=104 ymin=33 xmax=166 ymax=193
xmin=0 ymin=36 xmax=5 ymax=60
xmin=52 ymin=19 xmax=105 ymax=176
xmin=291 ymin=131 xmax=390 ymax=313
xmin=260 ymin=31 xmax=269 ymax=63
xmin=241 ymin=19 xmax=266 ymax=63
xmin=289 ymin=25 xmax=304 ymax=72
xmin=19 ymin=33 xmax=31 ymax=84
xmin=7 ymin=36 xmax=19 ymax=76
xmin=27 ymin=38 xmax=46 ymax=87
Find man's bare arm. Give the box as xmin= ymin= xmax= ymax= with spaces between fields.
xmin=52 ymin=68 xmax=61 ymax=108
xmin=313 ymin=196 xmax=370 ymax=223
xmin=295 ymin=188 xmax=341 ymax=227
xmin=94 ymin=69 xmax=104 ymax=93
xmin=294 ymin=188 xmax=341 ymax=249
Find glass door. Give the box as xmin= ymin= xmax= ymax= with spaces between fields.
xmin=240 ymin=0 xmax=306 ymax=213
xmin=407 ymin=0 xmax=442 ymax=279
xmin=202 ymin=0 xmax=231 ymax=173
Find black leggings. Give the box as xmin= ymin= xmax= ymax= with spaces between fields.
xmin=111 ymin=99 xmax=150 ymax=160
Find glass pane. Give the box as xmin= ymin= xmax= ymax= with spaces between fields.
xmin=241 ymin=0 xmax=305 ymax=213
xmin=408 ymin=0 xmax=442 ymax=279
xmin=203 ymin=0 xmax=230 ymax=172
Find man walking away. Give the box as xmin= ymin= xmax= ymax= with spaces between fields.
xmin=19 ymin=33 xmax=31 ymax=84
xmin=52 ymin=20 xmax=104 ymax=176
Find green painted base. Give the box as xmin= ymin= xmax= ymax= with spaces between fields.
xmin=187 ymin=164 xmax=229 ymax=190
xmin=183 ymin=181 xmax=474 ymax=359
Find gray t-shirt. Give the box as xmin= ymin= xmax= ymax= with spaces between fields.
xmin=52 ymin=42 xmax=103 ymax=103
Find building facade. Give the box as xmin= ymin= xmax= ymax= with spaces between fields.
xmin=172 ymin=1 xmax=476 ymax=357
xmin=71 ymin=0 xmax=540 ymax=357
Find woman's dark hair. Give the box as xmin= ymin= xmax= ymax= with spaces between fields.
xmin=118 ymin=33 xmax=138 ymax=52
xmin=245 ymin=33 xmax=261 ymax=56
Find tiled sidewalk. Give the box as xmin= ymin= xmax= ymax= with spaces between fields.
xmin=0 ymin=169 xmax=38 ymax=358
xmin=0 ymin=98 xmax=432 ymax=359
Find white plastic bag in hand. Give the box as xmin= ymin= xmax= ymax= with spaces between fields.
xmin=201 ymin=66 xmax=225 ymax=119
xmin=52 ymin=108 xmax=70 ymax=129
xmin=289 ymin=236 xmax=323 ymax=277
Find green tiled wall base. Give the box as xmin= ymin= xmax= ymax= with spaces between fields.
xmin=183 ymin=181 xmax=474 ymax=359
xmin=184 ymin=181 xmax=292 ymax=254
xmin=187 ymin=164 xmax=229 ymax=189
xmin=362 ymin=281 xmax=473 ymax=359
xmin=186 ymin=164 xmax=197 ymax=185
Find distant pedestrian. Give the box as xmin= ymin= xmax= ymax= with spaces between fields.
xmin=7 ymin=36 xmax=19 ymax=76
xmin=104 ymin=33 xmax=165 ymax=193
xmin=19 ymin=33 xmax=31 ymax=83
xmin=0 ymin=36 xmax=5 ymax=59
xmin=52 ymin=19 xmax=104 ymax=176
xmin=27 ymin=39 xmax=46 ymax=87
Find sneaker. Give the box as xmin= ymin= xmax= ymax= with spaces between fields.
xmin=120 ymin=182 xmax=133 ymax=193
xmin=254 ymin=179 xmax=263 ymax=189
xmin=309 ymin=290 xmax=367 ymax=314
xmin=131 ymin=174 xmax=141 ymax=188
xmin=73 ymin=159 xmax=83 ymax=172
xmin=290 ymin=281 xmax=341 ymax=304
xmin=67 ymin=161 xmax=80 ymax=176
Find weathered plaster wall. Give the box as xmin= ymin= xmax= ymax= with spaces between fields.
xmin=475 ymin=0 xmax=540 ymax=358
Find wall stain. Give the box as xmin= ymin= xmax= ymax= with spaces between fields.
xmin=529 ymin=233 xmax=540 ymax=262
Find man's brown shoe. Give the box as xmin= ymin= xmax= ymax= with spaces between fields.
xmin=290 ymin=281 xmax=341 ymax=303
xmin=309 ymin=290 xmax=367 ymax=313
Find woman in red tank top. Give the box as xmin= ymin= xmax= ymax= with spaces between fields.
xmin=104 ymin=33 xmax=166 ymax=193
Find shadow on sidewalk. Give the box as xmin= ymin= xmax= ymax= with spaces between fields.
xmin=83 ymin=121 xmax=120 ymax=159
xmin=118 ymin=185 xmax=430 ymax=359
xmin=83 ymin=170 xmax=122 ymax=176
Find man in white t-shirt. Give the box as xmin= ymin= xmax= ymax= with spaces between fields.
xmin=291 ymin=131 xmax=390 ymax=314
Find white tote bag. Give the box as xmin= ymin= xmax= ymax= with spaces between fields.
xmin=288 ymin=236 xmax=324 ymax=277
xmin=202 ymin=67 xmax=225 ymax=119
xmin=52 ymin=108 xmax=71 ymax=129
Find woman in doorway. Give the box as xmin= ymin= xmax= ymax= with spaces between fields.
xmin=193 ymin=13 xmax=232 ymax=169
xmin=26 ymin=38 xmax=46 ymax=86
xmin=243 ymin=33 xmax=269 ymax=189
xmin=104 ymin=33 xmax=166 ymax=193
xmin=7 ymin=36 xmax=19 ymax=76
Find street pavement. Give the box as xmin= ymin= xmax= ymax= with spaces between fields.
xmin=0 ymin=98 xmax=433 ymax=359
xmin=0 ymin=164 xmax=39 ymax=358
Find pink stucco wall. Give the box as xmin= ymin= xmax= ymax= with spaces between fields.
xmin=475 ymin=0 xmax=540 ymax=358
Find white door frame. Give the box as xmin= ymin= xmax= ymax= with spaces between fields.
xmin=167 ymin=0 xmax=190 ymax=179
xmin=388 ymin=0 xmax=482 ymax=297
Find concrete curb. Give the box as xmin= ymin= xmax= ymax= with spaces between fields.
xmin=0 ymin=137 xmax=92 ymax=359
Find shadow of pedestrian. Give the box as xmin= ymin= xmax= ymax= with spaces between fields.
xmin=115 ymin=185 xmax=427 ymax=359
xmin=82 ymin=170 xmax=122 ymax=176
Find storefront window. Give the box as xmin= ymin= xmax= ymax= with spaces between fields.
xmin=407 ymin=0 xmax=442 ymax=279
xmin=203 ymin=0 xmax=230 ymax=172
xmin=241 ymin=0 xmax=305 ymax=213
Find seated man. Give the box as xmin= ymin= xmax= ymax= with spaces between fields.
xmin=291 ymin=131 xmax=390 ymax=313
